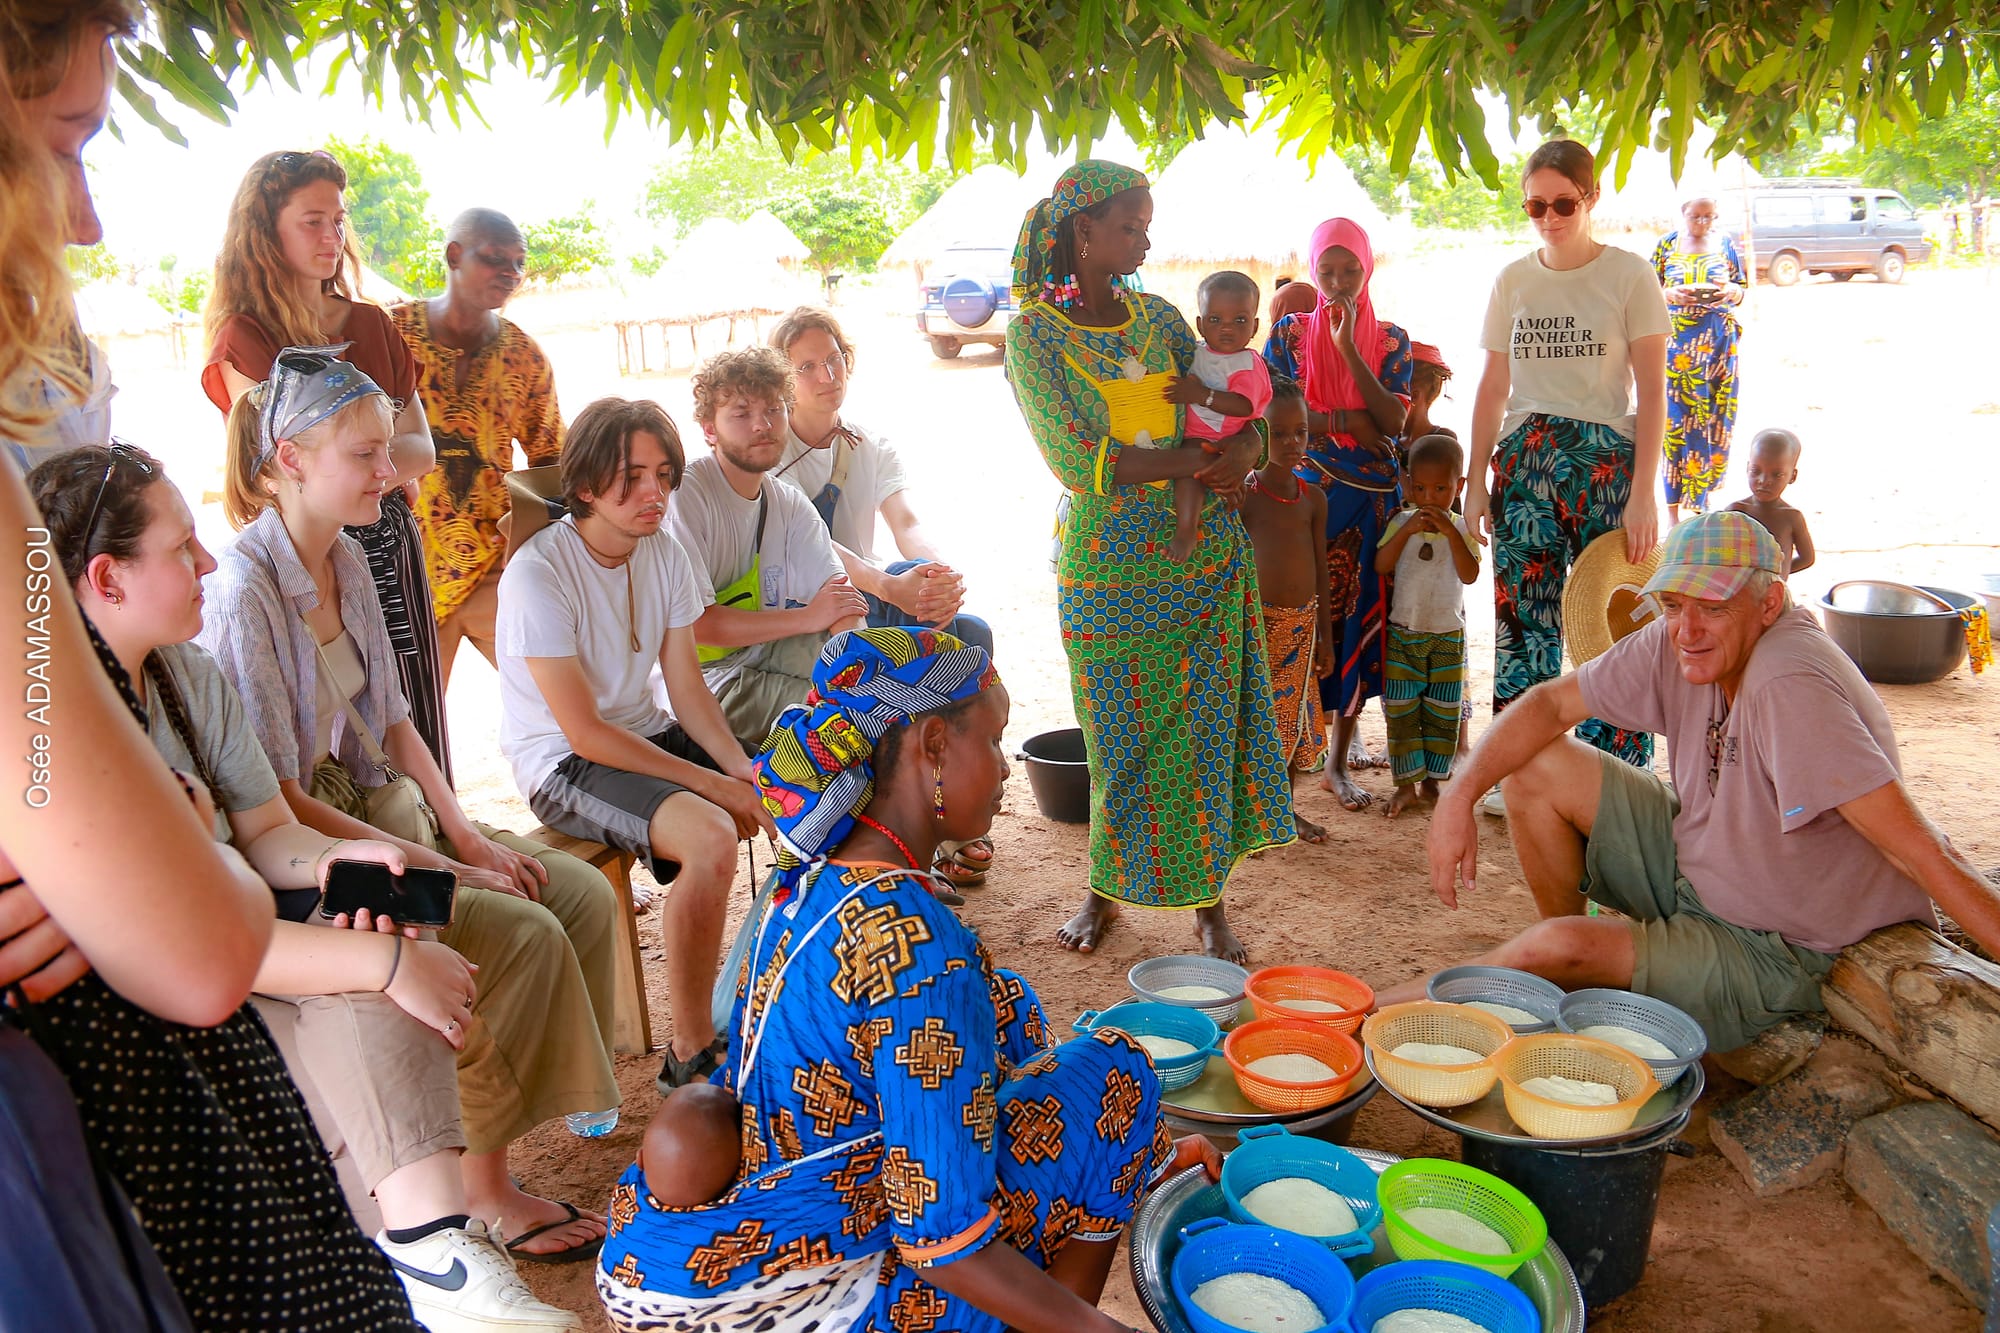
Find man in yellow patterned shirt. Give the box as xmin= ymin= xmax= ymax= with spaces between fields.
xmin=393 ymin=208 xmax=563 ymax=683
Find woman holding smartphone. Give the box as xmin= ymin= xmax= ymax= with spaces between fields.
xmin=1462 ymin=138 xmax=1670 ymax=779
xmin=199 ymin=350 xmax=623 ymax=1266
xmin=29 ymin=443 xmax=585 ymax=1330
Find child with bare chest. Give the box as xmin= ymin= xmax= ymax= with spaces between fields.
xmin=1241 ymin=381 xmax=1333 ymax=842
xmin=1726 ymin=428 xmax=1815 ymax=575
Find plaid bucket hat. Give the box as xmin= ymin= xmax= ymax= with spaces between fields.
xmin=1641 ymin=511 xmax=1785 ymax=603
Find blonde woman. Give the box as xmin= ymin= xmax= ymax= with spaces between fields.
xmin=1 ymin=6 xmax=423 ymax=1326
xmin=201 ymin=349 xmax=622 ymax=1265
xmin=202 ymin=149 xmax=456 ymax=780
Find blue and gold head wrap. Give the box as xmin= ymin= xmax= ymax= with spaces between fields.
xmin=753 ymin=628 xmax=998 ymax=886
xmin=1009 ymin=159 xmax=1150 ymax=306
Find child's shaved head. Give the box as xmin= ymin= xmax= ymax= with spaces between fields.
xmin=1750 ymin=427 xmax=1802 ymax=463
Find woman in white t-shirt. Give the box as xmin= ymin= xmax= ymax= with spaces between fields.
xmin=1464 ymin=138 xmax=1670 ymax=771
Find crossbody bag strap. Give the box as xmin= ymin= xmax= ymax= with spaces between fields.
xmin=310 ymin=635 xmax=405 ymax=781
xmin=752 ymin=487 xmax=770 ymax=554
xmin=827 ymin=433 xmax=853 ymax=491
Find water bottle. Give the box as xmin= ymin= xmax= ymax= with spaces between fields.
xmin=564 ymin=1108 xmax=619 ymax=1138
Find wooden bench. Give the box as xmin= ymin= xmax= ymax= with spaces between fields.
xmin=528 ymin=826 xmax=653 ymax=1056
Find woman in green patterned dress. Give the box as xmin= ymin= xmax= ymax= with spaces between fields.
xmin=1004 ymin=160 xmax=1293 ymax=962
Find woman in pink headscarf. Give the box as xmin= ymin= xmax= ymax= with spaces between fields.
xmin=1262 ymin=218 xmax=1414 ymax=812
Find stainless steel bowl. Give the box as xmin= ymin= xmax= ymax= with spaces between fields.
xmin=1817 ymin=582 xmax=1976 ymax=685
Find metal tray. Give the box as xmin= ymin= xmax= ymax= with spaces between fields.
xmin=1097 ymin=997 xmax=1375 ymax=1128
xmin=1365 ymin=1047 xmax=1705 ymax=1149
xmin=1130 ymin=1157 xmax=1587 ymax=1333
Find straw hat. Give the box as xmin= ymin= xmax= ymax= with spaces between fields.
xmin=500 ymin=465 xmax=565 ymax=560
xmin=1564 ymin=531 xmax=1665 ymax=664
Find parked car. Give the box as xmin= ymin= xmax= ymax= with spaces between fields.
xmin=1732 ymin=180 xmax=1932 ymax=285
xmin=917 ymin=246 xmax=1014 ymax=358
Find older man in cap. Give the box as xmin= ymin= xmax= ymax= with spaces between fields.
xmin=1379 ymin=511 xmax=2000 ymax=1051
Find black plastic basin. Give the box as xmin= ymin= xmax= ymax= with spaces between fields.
xmin=1021 ymin=727 xmax=1092 ymax=824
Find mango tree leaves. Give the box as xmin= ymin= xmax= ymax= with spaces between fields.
xmin=134 ymin=0 xmax=2000 ymax=183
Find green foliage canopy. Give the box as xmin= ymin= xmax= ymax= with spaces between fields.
xmin=642 ymin=131 xmax=961 ymax=274
xmin=520 ymin=210 xmax=613 ymax=283
xmin=322 ymin=134 xmax=444 ymax=295
xmin=1756 ymin=68 xmax=2000 ymax=207
xmin=124 ymin=1 xmax=2000 ymax=186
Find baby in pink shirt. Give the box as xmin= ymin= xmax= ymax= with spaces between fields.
xmin=1167 ymin=271 xmax=1275 ymax=563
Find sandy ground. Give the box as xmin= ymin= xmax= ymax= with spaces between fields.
xmin=104 ymin=242 xmax=2000 ymax=1329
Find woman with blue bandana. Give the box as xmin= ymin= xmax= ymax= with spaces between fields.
xmin=200 ymin=348 xmax=627 ymax=1267
xmin=599 ymin=626 xmax=1218 ymax=1333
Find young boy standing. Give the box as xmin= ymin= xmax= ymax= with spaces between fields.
xmin=1241 ymin=380 xmax=1331 ymax=842
xmin=1376 ymin=434 xmax=1481 ymax=819
xmin=1727 ymin=427 xmax=1815 ymax=575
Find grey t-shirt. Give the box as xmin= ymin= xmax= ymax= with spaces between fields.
xmin=1576 ymin=608 xmax=1931 ymax=953
xmin=143 ymin=642 xmax=283 ymax=843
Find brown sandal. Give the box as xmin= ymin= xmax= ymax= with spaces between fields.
xmin=932 ymin=837 xmax=994 ymax=889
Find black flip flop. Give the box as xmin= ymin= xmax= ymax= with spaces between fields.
xmin=504 ymin=1200 xmax=603 ymax=1266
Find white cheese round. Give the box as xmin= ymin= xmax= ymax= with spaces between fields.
xmin=1520 ymin=1074 xmax=1621 ymax=1106
xmin=1246 ymin=1052 xmax=1339 ymax=1083
xmin=1578 ymin=1023 xmax=1677 ymax=1061
xmin=1391 ymin=1041 xmax=1485 ymax=1066
xmin=1240 ymin=1176 xmax=1359 ymax=1236
xmin=1398 ymin=1206 xmax=1511 ymax=1256
xmin=1190 ymin=1272 xmax=1324 ymax=1333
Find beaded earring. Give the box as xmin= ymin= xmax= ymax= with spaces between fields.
xmin=932 ymin=768 xmax=947 ymax=821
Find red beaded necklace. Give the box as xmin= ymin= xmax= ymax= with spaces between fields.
xmin=853 ymin=813 xmax=921 ymax=870
xmin=1250 ymin=469 xmax=1306 ymax=504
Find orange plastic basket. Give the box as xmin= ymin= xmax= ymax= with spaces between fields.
xmin=1222 ymin=1017 xmax=1364 ymax=1113
xmin=1493 ymin=1033 xmax=1660 ymax=1140
xmin=1361 ymin=1002 xmax=1514 ymax=1108
xmin=1244 ymin=966 xmax=1375 ymax=1035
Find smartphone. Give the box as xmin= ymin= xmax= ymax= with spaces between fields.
xmin=319 ymin=859 xmax=457 ymax=929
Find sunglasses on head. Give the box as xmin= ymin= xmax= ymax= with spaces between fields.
xmin=276 ymin=350 xmax=338 ymax=376
xmin=80 ymin=441 xmax=154 ymax=554
xmin=1522 ymin=195 xmax=1588 ymax=219
xmin=269 ymin=149 xmax=337 ymax=174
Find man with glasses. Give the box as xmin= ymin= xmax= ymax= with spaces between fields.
xmin=1375 ymin=512 xmax=2000 ymax=1052
xmin=392 ymin=208 xmax=562 ymax=685
xmin=768 ymin=307 xmax=992 ymax=656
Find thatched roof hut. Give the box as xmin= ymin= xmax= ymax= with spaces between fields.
xmin=741 ymin=210 xmax=812 ymax=267
xmin=881 ymin=165 xmax=1047 ymax=271
xmin=1138 ymin=126 xmax=1400 ymax=319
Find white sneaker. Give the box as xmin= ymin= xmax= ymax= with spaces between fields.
xmin=1480 ymin=786 xmax=1508 ymax=818
xmin=378 ymin=1220 xmax=582 ymax=1332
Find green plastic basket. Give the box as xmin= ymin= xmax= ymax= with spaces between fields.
xmin=1376 ymin=1158 xmax=1548 ymax=1278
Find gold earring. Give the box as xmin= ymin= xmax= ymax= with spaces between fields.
xmin=932 ymin=767 xmax=947 ymax=821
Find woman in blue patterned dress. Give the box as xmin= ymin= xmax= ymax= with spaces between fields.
xmin=1651 ymin=195 xmax=1747 ymax=520
xmin=1262 ymin=217 xmax=1414 ymax=813
xmin=599 ymin=628 xmax=1215 ymax=1333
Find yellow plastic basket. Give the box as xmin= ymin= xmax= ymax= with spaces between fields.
xmin=1361 ymin=1002 xmax=1513 ymax=1108
xmin=1494 ymin=1033 xmax=1661 ymax=1140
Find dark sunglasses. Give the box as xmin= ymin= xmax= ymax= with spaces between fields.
xmin=269 ymin=149 xmax=337 ymax=174
xmin=1522 ymin=195 xmax=1588 ymax=219
xmin=80 ymin=441 xmax=154 ymax=553
xmin=276 ymin=350 xmax=338 ymax=376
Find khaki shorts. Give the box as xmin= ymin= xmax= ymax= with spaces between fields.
xmin=1582 ymin=751 xmax=1837 ymax=1053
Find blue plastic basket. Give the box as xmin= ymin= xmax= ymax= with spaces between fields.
xmin=1073 ymin=1003 xmax=1223 ymax=1092
xmin=1345 ymin=1259 xmax=1541 ymax=1333
xmin=1221 ymin=1124 xmax=1381 ymax=1258
xmin=1171 ymin=1218 xmax=1356 ymax=1333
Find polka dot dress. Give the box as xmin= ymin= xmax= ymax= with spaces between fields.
xmin=27 ymin=982 xmax=422 ymax=1331
xmin=16 ymin=617 xmax=422 ymax=1329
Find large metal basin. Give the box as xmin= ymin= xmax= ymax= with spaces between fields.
xmin=1130 ymin=1157 xmax=1587 ymax=1333
xmin=1818 ymin=582 xmax=1976 ymax=685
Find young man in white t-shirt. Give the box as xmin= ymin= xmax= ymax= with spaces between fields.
xmin=766 ymin=307 xmax=993 ymax=656
xmin=495 ymin=397 xmax=772 ymax=1090
xmin=668 ymin=346 xmax=866 ymax=752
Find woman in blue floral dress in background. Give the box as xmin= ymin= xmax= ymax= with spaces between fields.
xmin=1651 ymin=195 xmax=1747 ymax=520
